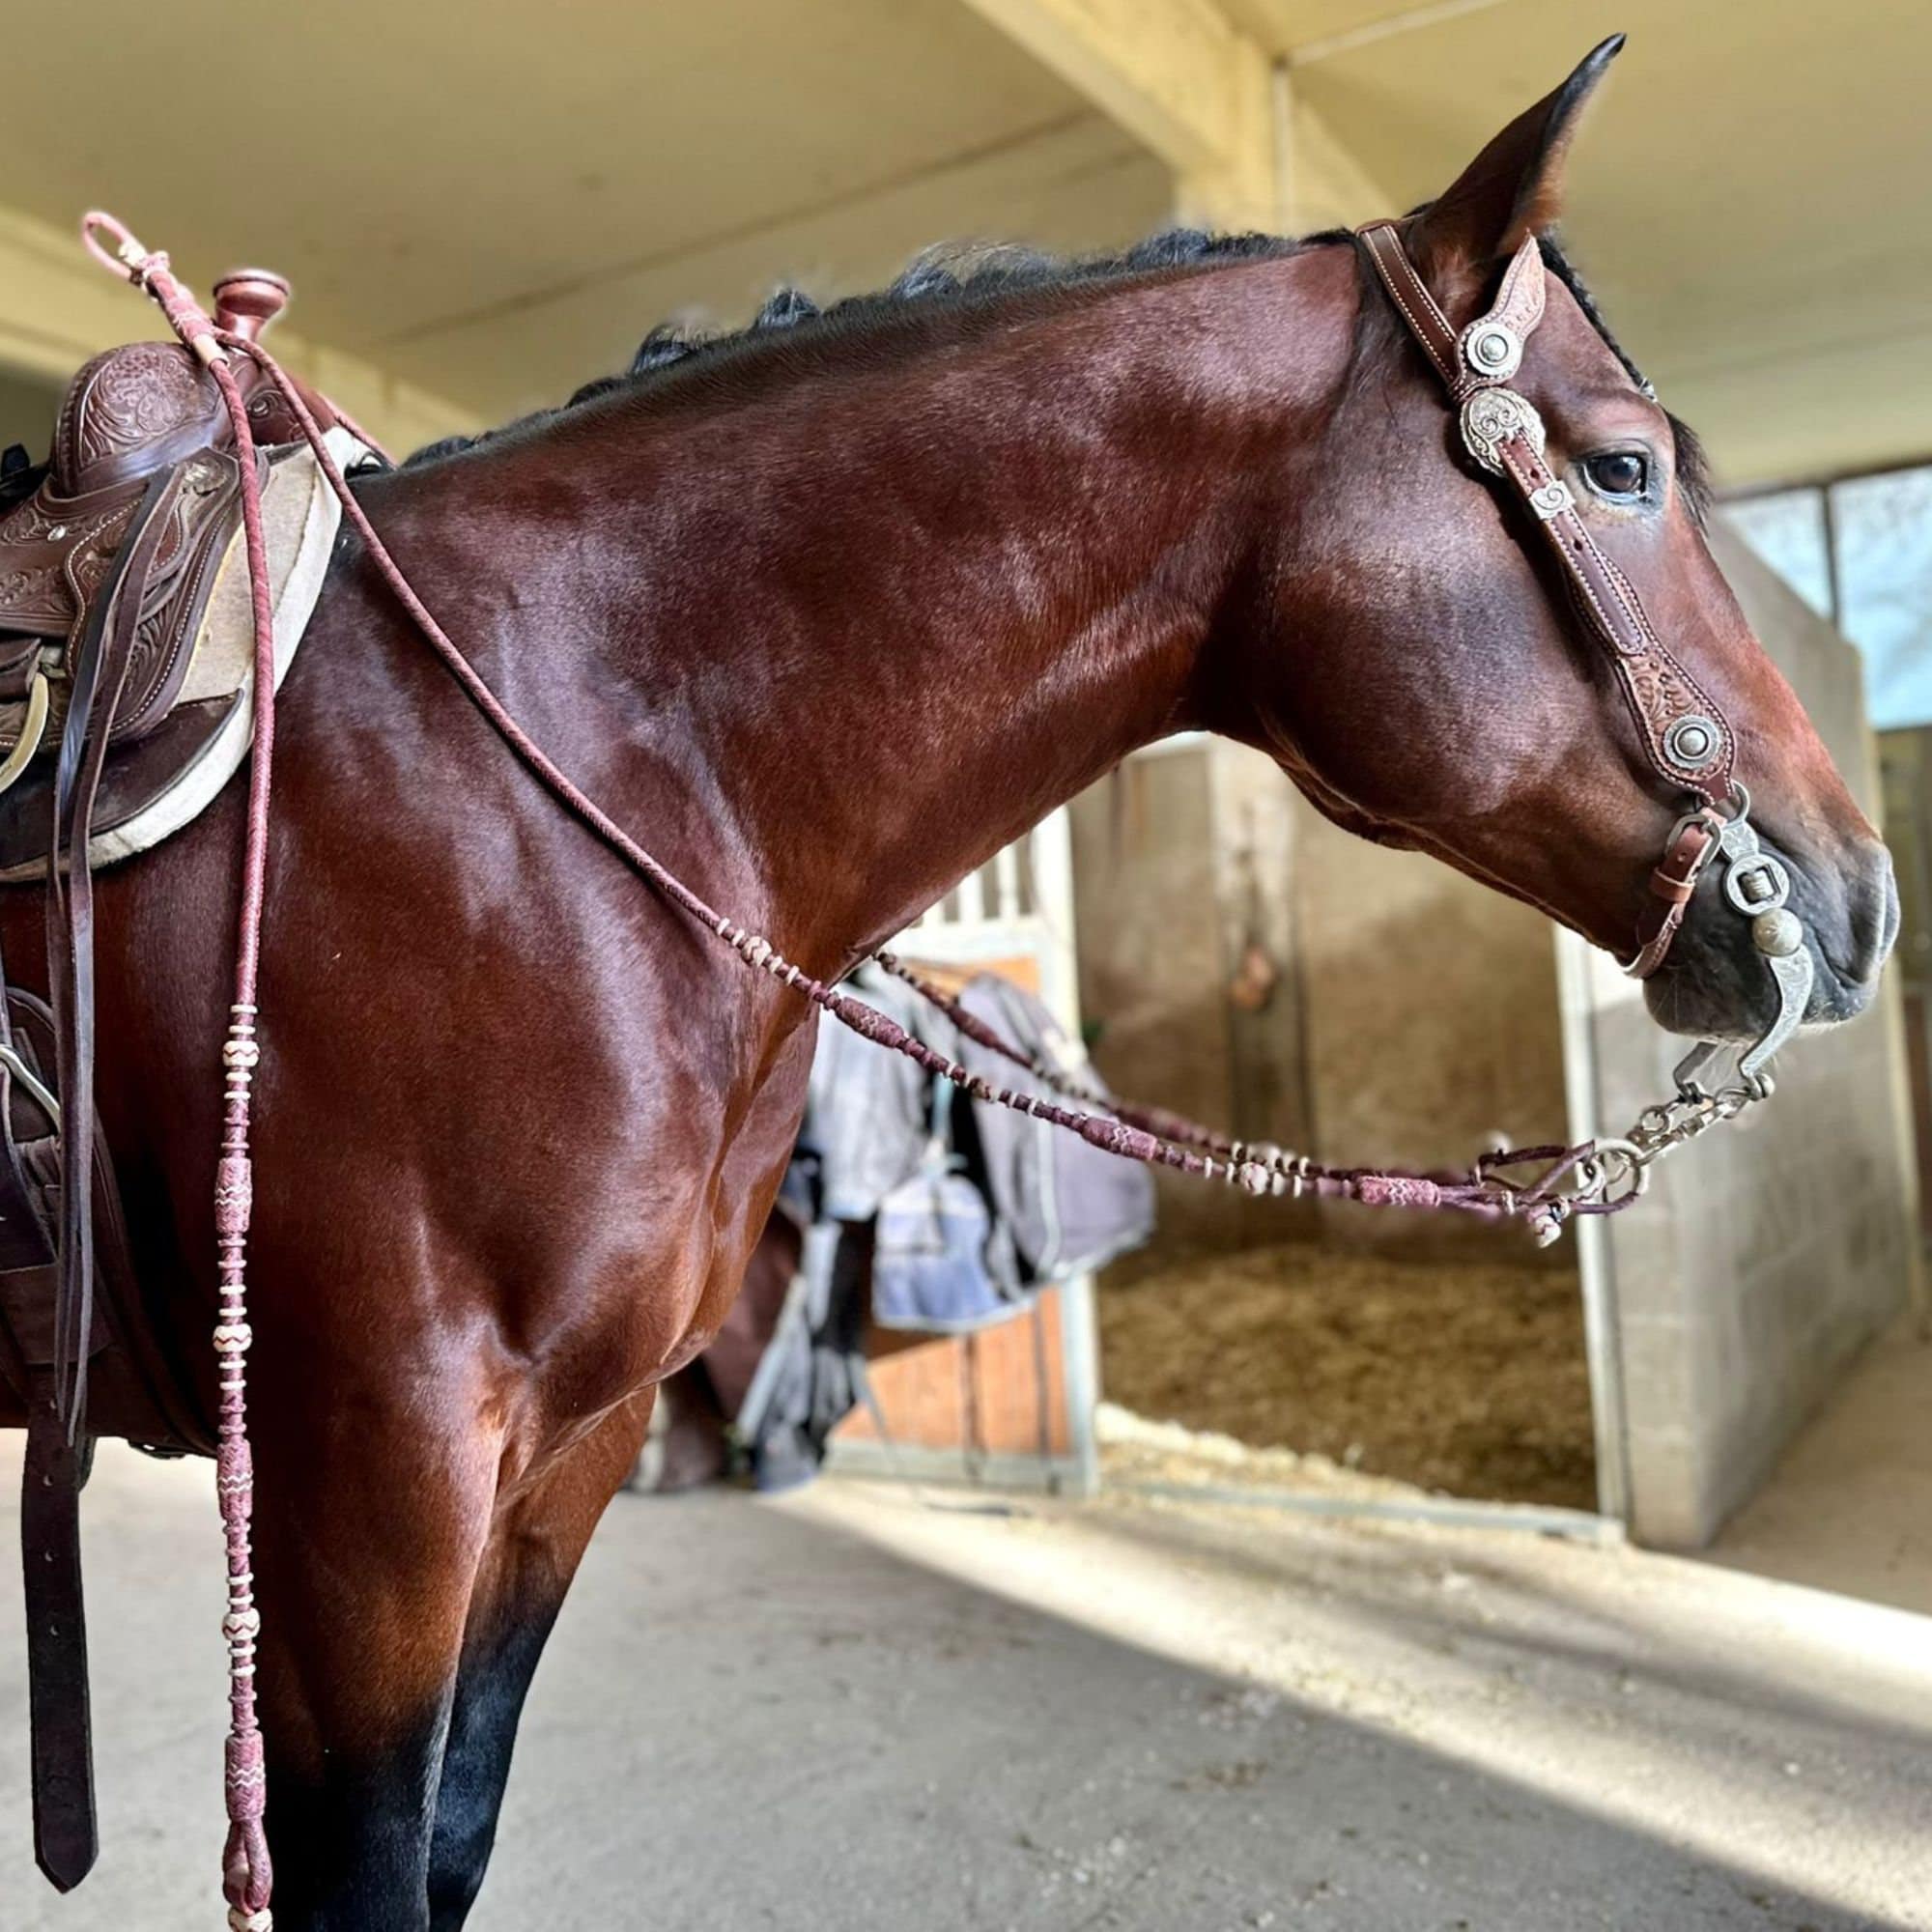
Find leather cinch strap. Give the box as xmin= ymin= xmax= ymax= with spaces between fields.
xmin=1355 ymin=221 xmax=1740 ymax=975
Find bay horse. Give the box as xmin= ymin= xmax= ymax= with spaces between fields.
xmin=1 ymin=38 xmax=1895 ymax=1929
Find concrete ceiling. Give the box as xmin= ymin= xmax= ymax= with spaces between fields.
xmin=1254 ymin=0 xmax=1932 ymax=484
xmin=8 ymin=0 xmax=1926 ymax=485
xmin=6 ymin=0 xmax=1168 ymax=426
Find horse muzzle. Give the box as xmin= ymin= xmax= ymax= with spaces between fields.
xmin=1648 ymin=826 xmax=1896 ymax=1046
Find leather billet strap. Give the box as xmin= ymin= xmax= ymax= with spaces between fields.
xmin=1354 ymin=221 xmax=1739 ymax=823
xmin=22 ymin=1387 xmax=98 ymax=1892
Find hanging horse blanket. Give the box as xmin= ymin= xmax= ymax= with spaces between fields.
xmin=644 ymin=963 xmax=1153 ymax=1492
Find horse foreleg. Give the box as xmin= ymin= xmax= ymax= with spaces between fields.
xmin=427 ymin=1391 xmax=657 ymax=1930
xmin=250 ymin=1410 xmax=500 ymax=1932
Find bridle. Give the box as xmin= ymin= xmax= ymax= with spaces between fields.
xmin=68 ymin=213 xmax=1823 ymax=1926
xmin=1355 ymin=218 xmax=1814 ymax=1083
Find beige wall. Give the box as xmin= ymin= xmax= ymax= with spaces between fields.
xmin=1071 ymin=736 xmax=1571 ymax=1265
xmin=0 ymin=367 xmax=59 ymax=459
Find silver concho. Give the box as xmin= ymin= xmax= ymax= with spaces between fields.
xmin=1662 ymin=713 xmax=1723 ymax=772
xmin=1462 ymin=321 xmax=1522 ymax=383
xmin=1752 ymin=907 xmax=1804 ymax=958
xmin=1527 ymin=480 xmax=1575 ymax=522
xmin=1459 ymin=386 xmax=1544 ymax=474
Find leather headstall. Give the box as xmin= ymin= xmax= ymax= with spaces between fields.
xmin=1354 ymin=220 xmax=1740 ymax=980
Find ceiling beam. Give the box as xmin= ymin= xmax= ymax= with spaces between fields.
xmin=0 ymin=205 xmax=477 ymax=457
xmin=956 ymin=0 xmax=1279 ymax=228
xmin=956 ymin=0 xmax=1400 ymax=232
xmin=958 ymin=0 xmax=1257 ymax=171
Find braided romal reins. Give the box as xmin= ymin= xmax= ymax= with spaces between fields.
xmin=76 ymin=211 xmax=1809 ymax=1927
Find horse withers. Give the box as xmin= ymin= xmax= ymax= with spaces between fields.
xmin=0 ymin=36 xmax=1893 ymax=1930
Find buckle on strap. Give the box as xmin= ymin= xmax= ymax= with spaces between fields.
xmin=0 ymin=1042 xmax=60 ymax=1129
xmin=1461 ymin=386 xmax=1546 ymax=474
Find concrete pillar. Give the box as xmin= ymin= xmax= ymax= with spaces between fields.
xmin=1562 ymin=525 xmax=1921 ymax=1546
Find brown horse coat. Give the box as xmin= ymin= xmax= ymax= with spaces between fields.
xmin=0 ymin=40 xmax=1893 ymax=1929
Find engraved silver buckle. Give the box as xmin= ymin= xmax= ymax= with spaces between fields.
xmin=1460 ymin=386 xmax=1545 ymax=475
xmin=1527 ymin=480 xmax=1574 ymax=521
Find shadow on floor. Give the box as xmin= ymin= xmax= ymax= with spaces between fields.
xmin=2 ymin=1440 xmax=1926 ymax=1930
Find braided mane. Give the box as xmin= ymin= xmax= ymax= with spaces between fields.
xmin=405 ymin=220 xmax=1707 ymax=511
xmin=403 ymin=228 xmax=1347 ymax=468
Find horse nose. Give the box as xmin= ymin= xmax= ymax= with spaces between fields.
xmin=1844 ymin=840 xmax=1899 ymax=986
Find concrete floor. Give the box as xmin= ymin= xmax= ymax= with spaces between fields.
xmin=3 ymin=1427 xmax=1931 ymax=1932
xmin=1712 ymin=1319 xmax=1932 ymax=1617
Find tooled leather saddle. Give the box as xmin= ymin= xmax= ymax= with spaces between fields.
xmin=0 ymin=270 xmax=349 ymax=1890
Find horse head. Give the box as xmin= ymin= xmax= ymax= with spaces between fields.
xmin=1223 ymin=38 xmax=1895 ymax=1046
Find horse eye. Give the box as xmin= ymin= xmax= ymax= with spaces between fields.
xmin=1583 ymin=451 xmax=1649 ymax=498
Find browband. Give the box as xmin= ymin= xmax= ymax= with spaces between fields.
xmin=1355 ymin=220 xmax=1740 ymax=975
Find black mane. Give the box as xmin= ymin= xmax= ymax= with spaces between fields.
xmin=402 ymin=228 xmax=1344 ymax=468
xmin=405 ymin=222 xmax=1709 ymax=512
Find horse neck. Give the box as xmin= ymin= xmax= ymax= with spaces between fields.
xmin=400 ymin=249 xmax=1351 ymax=970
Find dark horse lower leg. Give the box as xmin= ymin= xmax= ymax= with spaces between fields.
xmin=2 ymin=41 xmax=1891 ymax=1927
xmin=426 ymin=1397 xmax=657 ymax=1927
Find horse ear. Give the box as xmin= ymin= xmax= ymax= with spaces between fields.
xmin=1407 ymin=36 xmax=1624 ymax=306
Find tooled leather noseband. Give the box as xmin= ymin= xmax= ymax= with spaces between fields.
xmin=1354 ymin=220 xmax=1805 ymax=990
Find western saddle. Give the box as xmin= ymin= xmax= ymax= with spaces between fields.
xmin=0 ymin=268 xmax=351 ymax=1891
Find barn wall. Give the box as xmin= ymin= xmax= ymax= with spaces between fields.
xmin=1288 ymin=787 xmax=1572 ymax=1261
xmin=1566 ymin=524 xmax=1921 ymax=1548
xmin=0 ymin=365 xmax=59 ymax=455
xmin=1070 ymin=737 xmax=1572 ymax=1265
xmin=1070 ymin=741 xmax=1309 ymax=1255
